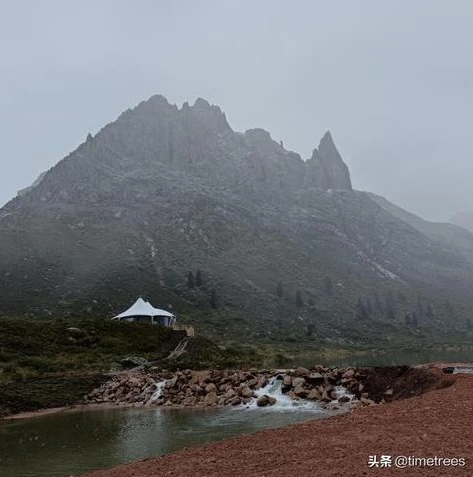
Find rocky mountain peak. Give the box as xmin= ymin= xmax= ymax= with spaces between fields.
xmin=193 ymin=97 xmax=212 ymax=108
xmin=3 ymin=93 xmax=473 ymax=345
xmin=305 ymin=131 xmax=352 ymax=191
xmin=318 ymin=130 xmax=336 ymax=151
xmin=179 ymin=98 xmax=232 ymax=133
xmin=244 ymin=128 xmax=283 ymax=153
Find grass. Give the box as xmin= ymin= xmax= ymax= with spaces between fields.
xmin=0 ymin=316 xmax=276 ymax=382
xmin=1 ymin=314 xmax=471 ymax=382
xmin=0 ymin=316 xmax=190 ymax=381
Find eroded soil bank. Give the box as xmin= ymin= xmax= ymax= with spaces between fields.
xmin=83 ymin=368 xmax=472 ymax=477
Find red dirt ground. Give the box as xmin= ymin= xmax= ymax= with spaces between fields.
xmin=83 ymin=369 xmax=472 ymax=477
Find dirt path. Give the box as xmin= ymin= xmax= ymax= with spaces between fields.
xmin=83 ymin=370 xmax=473 ymax=477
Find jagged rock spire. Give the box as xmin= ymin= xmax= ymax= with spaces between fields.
xmin=305 ymin=131 xmax=352 ymax=191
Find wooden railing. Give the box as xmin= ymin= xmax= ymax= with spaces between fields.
xmin=173 ymin=325 xmax=195 ymax=336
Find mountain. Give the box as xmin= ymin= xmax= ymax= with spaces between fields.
xmin=1 ymin=94 xmax=473 ymax=346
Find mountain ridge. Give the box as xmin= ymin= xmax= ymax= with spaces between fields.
xmin=1 ymin=94 xmax=473 ymax=346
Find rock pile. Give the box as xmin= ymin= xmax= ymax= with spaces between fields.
xmin=85 ymin=373 xmax=165 ymax=407
xmin=84 ymin=366 xmax=375 ymax=409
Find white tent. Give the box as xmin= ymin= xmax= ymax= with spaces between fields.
xmin=112 ymin=298 xmax=176 ymax=326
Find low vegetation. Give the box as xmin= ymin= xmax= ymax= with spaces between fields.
xmin=0 ymin=316 xmax=239 ymax=382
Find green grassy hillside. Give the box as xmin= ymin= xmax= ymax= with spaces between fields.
xmin=0 ymin=317 xmax=240 ymax=382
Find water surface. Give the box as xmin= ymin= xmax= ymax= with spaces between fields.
xmin=2 ymin=348 xmax=470 ymax=477
xmin=0 ymin=403 xmax=331 ymax=477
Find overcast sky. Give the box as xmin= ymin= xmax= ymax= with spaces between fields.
xmin=1 ymin=0 xmax=472 ymax=221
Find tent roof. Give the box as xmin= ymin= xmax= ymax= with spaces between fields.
xmin=113 ymin=298 xmax=174 ymax=319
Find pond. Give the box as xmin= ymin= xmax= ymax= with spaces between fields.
xmin=2 ymin=347 xmax=471 ymax=477
xmin=0 ymin=400 xmax=337 ymax=477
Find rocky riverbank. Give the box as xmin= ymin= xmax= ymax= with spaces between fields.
xmin=82 ymin=369 xmax=466 ymax=477
xmin=85 ymin=365 xmax=436 ymax=410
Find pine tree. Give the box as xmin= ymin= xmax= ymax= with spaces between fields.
xmin=416 ymin=296 xmax=424 ymax=318
xmin=374 ymin=291 xmax=383 ymax=314
xmin=324 ymin=277 xmax=333 ymax=296
xmin=404 ymin=312 xmax=412 ymax=326
xmin=210 ymin=289 xmax=217 ymax=309
xmin=276 ymin=282 xmax=283 ymax=298
xmin=195 ymin=269 xmax=203 ymax=287
xmin=356 ymin=297 xmax=368 ymax=320
xmin=411 ymin=311 xmax=419 ymax=328
xmin=397 ymin=291 xmax=406 ymax=304
xmin=385 ymin=291 xmax=396 ymax=320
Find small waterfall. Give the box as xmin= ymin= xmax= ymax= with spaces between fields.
xmin=332 ymin=385 xmax=355 ymax=402
xmin=150 ymin=381 xmax=166 ymax=402
xmin=249 ymin=377 xmax=323 ymax=411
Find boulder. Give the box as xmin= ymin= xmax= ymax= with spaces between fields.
xmin=293 ymin=384 xmax=308 ymax=398
xmin=203 ymin=391 xmax=218 ymax=406
xmin=305 ymin=373 xmax=325 ymax=385
xmin=256 ymin=394 xmax=277 ymax=407
xmin=292 ymin=377 xmax=305 ymax=388
xmin=224 ymin=388 xmax=236 ymax=399
xmin=182 ymin=396 xmax=197 ymax=406
xmin=343 ymin=369 xmax=355 ymax=379
xmin=205 ymin=383 xmax=217 ymax=394
xmin=321 ymin=390 xmax=332 ymax=402
xmin=293 ymin=367 xmax=310 ymax=377
xmin=256 ymin=376 xmax=267 ymax=389
xmin=240 ymin=386 xmax=254 ymax=398
xmin=307 ymin=388 xmax=322 ymax=401
xmin=229 ymin=396 xmax=242 ymax=406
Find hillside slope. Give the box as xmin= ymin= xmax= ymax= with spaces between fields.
xmin=1 ymin=95 xmax=472 ymax=345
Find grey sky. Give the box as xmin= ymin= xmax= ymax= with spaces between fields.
xmin=1 ymin=0 xmax=472 ymax=221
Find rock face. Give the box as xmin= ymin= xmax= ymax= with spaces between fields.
xmin=16 ymin=171 xmax=47 ymax=197
xmin=305 ymin=131 xmax=352 ymax=191
xmin=1 ymin=94 xmax=473 ymax=343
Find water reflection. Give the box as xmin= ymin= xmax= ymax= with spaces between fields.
xmin=0 ymin=405 xmax=328 ymax=477
xmin=2 ymin=348 xmax=471 ymax=477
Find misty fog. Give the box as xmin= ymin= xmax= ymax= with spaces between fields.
xmin=1 ymin=0 xmax=472 ymax=221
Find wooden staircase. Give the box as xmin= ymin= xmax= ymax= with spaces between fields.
xmin=167 ymin=337 xmax=190 ymax=359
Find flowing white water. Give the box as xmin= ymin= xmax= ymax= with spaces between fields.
xmin=333 ymin=385 xmax=355 ymax=402
xmin=150 ymin=380 xmax=166 ymax=401
xmin=246 ymin=377 xmax=322 ymax=411
xmin=241 ymin=377 xmax=355 ymax=412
